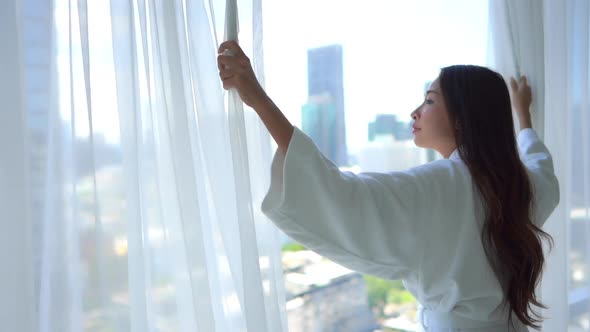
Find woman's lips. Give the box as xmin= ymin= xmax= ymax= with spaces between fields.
xmin=412 ymin=127 xmax=421 ymax=134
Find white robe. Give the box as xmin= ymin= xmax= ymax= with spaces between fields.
xmin=261 ymin=127 xmax=559 ymax=332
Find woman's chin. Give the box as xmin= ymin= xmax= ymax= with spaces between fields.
xmin=413 ymin=137 xmax=422 ymax=148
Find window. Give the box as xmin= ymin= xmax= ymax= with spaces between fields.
xmin=263 ymin=1 xmax=489 ymax=330
xmin=568 ymin=62 xmax=590 ymax=331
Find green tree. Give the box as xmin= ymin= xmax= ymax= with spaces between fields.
xmin=364 ymin=275 xmax=416 ymax=318
xmin=281 ymin=242 xmax=306 ymax=252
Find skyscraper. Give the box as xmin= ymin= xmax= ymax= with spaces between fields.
xmin=302 ymin=45 xmax=348 ymax=166
xmin=368 ymin=114 xmax=413 ymax=142
xmin=22 ymin=0 xmax=54 ymax=307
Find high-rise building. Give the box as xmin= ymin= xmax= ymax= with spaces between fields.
xmin=22 ymin=0 xmax=54 ymax=309
xmin=361 ymin=114 xmax=434 ymax=172
xmin=357 ymin=138 xmax=428 ymax=173
xmin=368 ymin=114 xmax=413 ymax=142
xmin=303 ymin=45 xmax=348 ymax=166
xmin=302 ymin=93 xmax=340 ymax=162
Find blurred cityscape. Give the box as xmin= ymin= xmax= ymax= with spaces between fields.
xmin=302 ymin=45 xmax=437 ymax=171
xmin=281 ymin=245 xmax=419 ymax=332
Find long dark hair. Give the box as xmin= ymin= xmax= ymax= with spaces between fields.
xmin=439 ymin=65 xmax=553 ymax=329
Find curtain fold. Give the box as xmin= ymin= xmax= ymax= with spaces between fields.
xmin=0 ymin=0 xmax=289 ymax=330
xmin=0 ymin=0 xmax=36 ymax=330
xmin=490 ymin=1 xmax=590 ymax=331
xmin=542 ymin=1 xmax=590 ymax=330
xmin=487 ymin=0 xmax=545 ymax=137
xmin=539 ymin=2 xmax=570 ymax=330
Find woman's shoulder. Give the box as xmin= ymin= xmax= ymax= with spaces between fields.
xmin=406 ymin=157 xmax=470 ymax=179
xmin=355 ymin=158 xmax=471 ymax=195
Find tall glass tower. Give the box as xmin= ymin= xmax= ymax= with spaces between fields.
xmin=302 ymin=45 xmax=348 ymax=166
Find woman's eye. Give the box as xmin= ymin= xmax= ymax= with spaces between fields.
xmin=425 ymin=99 xmax=434 ymax=105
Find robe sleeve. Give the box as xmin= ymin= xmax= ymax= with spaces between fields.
xmin=261 ymin=127 xmax=427 ymax=280
xmin=517 ymin=128 xmax=560 ymax=226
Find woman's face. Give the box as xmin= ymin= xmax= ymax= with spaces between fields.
xmin=410 ymin=78 xmax=457 ymax=158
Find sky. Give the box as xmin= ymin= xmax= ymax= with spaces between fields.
xmin=261 ymin=0 xmax=489 ymax=154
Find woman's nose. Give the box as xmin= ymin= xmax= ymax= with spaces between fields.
xmin=411 ymin=107 xmax=420 ymax=120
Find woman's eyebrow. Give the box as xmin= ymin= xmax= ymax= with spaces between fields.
xmin=425 ymin=90 xmax=440 ymax=96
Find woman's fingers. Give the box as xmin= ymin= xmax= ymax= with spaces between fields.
xmin=217 ymin=51 xmax=254 ymax=87
xmin=219 ymin=68 xmax=233 ymax=80
xmin=509 ymin=74 xmax=533 ymax=115
xmin=510 ymin=77 xmax=518 ymax=92
xmin=218 ymin=55 xmax=238 ymax=69
xmin=217 ymin=54 xmax=251 ymax=73
xmin=222 ymin=76 xmax=236 ymax=90
xmin=510 ymin=75 xmax=530 ymax=92
xmin=216 ymin=40 xmax=268 ymax=108
xmin=218 ymin=40 xmax=246 ymax=57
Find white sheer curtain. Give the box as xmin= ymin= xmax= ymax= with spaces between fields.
xmin=0 ymin=1 xmax=36 ymax=331
xmin=487 ymin=0 xmax=545 ymax=137
xmin=1 ymin=0 xmax=288 ymax=331
xmin=543 ymin=2 xmax=590 ymax=330
xmin=489 ymin=1 xmax=590 ymax=331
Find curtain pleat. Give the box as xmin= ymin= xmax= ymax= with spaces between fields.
xmin=0 ymin=0 xmax=290 ymax=330
xmin=490 ymin=1 xmax=590 ymax=330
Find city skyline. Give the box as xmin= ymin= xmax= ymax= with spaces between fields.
xmin=262 ymin=0 xmax=489 ymax=154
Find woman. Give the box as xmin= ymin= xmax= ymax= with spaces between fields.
xmin=217 ymin=40 xmax=559 ymax=332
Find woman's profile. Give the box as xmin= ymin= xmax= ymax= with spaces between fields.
xmin=217 ymin=40 xmax=559 ymax=332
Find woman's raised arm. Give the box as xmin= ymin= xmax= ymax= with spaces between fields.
xmin=217 ymin=40 xmax=294 ymax=153
xmin=510 ymin=76 xmax=533 ymax=132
